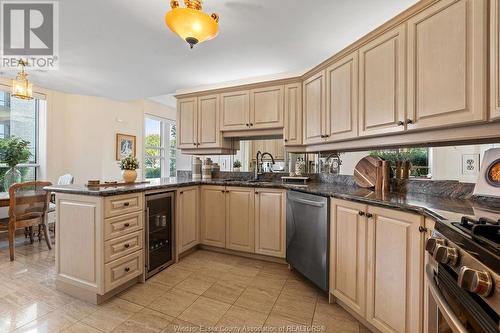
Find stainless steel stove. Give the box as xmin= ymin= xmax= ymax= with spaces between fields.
xmin=426 ymin=211 xmax=500 ymax=333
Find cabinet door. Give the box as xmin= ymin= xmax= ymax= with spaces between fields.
xmin=255 ymin=189 xmax=285 ymax=258
xmin=359 ymin=25 xmax=406 ymax=137
xmin=303 ymin=71 xmax=326 ymax=144
xmin=330 ymin=199 xmax=367 ymax=317
xmin=491 ymin=0 xmax=500 ymax=120
xmin=250 ymin=85 xmax=284 ymax=129
xmin=176 ymin=186 xmax=199 ymax=254
xmin=197 ymin=95 xmax=220 ymax=148
xmin=325 ymin=52 xmax=358 ymax=141
xmin=366 ymin=206 xmax=424 ymax=333
xmin=274 ymin=140 xmax=285 ymax=160
xmin=225 ymin=187 xmax=255 ymax=253
xmin=177 ymin=97 xmax=198 ymax=149
xmin=407 ymin=0 xmax=487 ymax=129
xmin=220 ymin=91 xmax=250 ymax=131
xmin=284 ymin=83 xmax=302 ymax=146
xmin=200 ymin=186 xmax=226 ymax=248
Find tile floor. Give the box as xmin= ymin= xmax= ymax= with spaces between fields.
xmin=0 ymin=237 xmax=370 ymax=333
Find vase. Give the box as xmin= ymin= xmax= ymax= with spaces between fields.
xmin=122 ymin=169 xmax=137 ymax=183
xmin=4 ymin=167 xmax=21 ymax=191
xmin=234 ymin=167 xmax=240 ymax=172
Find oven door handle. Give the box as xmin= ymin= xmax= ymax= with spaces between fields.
xmin=426 ymin=264 xmax=468 ymax=333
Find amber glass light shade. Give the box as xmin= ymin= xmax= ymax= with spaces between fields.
xmin=165 ymin=7 xmax=219 ymax=48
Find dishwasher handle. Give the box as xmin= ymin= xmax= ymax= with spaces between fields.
xmin=288 ymin=196 xmax=325 ymax=207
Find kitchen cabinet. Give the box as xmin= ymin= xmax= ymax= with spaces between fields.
xmin=366 ymin=205 xmax=424 ymax=333
xmin=330 ymin=199 xmax=367 ymax=317
xmin=492 ymin=0 xmax=500 ymax=120
xmin=177 ymin=97 xmax=198 ymax=149
xmin=284 ymin=83 xmax=302 ymax=145
xmin=225 ymin=187 xmax=255 ymax=253
xmin=407 ymin=0 xmax=487 ymax=129
xmin=303 ymin=71 xmax=326 ymax=144
xmin=325 ymin=52 xmax=358 ymax=142
xmin=176 ymin=186 xmax=199 ymax=254
xmin=359 ymin=25 xmax=406 ymax=137
xmin=200 ymin=186 xmax=226 ymax=248
xmin=250 ymin=85 xmax=284 ymax=130
xmin=197 ymin=95 xmax=221 ymax=148
xmin=251 ymin=139 xmax=285 ymax=161
xmin=254 ymin=189 xmax=286 ymax=258
xmin=220 ymin=90 xmax=250 ymax=131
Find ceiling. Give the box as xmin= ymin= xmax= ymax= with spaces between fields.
xmin=1 ymin=0 xmax=419 ymax=106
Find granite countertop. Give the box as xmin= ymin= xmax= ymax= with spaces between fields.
xmin=45 ymin=177 xmax=500 ymax=222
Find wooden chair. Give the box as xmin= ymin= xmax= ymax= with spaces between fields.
xmin=0 ymin=181 xmax=53 ymax=261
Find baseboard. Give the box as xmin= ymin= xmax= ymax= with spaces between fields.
xmin=198 ymin=244 xmax=287 ymax=264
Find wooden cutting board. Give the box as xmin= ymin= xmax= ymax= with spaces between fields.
xmin=354 ymin=156 xmax=383 ymax=188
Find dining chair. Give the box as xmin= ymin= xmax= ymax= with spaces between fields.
xmin=0 ymin=181 xmax=53 ymax=261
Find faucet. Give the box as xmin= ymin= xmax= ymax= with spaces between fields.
xmin=324 ymin=152 xmax=342 ymax=174
xmin=254 ymin=151 xmax=275 ymax=180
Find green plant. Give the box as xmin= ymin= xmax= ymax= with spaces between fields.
xmin=370 ymin=148 xmax=429 ymax=177
xmin=0 ymin=136 xmax=31 ymax=168
xmin=119 ymin=154 xmax=139 ymax=170
xmin=233 ymin=160 xmax=241 ymax=168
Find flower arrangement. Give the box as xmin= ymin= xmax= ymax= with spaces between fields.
xmin=119 ymin=154 xmax=139 ymax=170
xmin=233 ymin=160 xmax=241 ymax=168
xmin=0 ymin=136 xmax=31 ymax=168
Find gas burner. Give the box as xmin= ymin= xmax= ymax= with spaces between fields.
xmin=452 ymin=216 xmax=500 ymax=252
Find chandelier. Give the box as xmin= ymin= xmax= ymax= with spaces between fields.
xmin=165 ymin=0 xmax=219 ymax=49
xmin=11 ymin=59 xmax=33 ymax=100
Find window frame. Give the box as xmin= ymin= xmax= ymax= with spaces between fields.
xmin=143 ymin=115 xmax=176 ymax=179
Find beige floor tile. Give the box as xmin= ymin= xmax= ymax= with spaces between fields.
xmin=0 ymin=301 xmax=54 ymax=332
xmin=118 ymin=282 xmax=171 ymax=306
xmin=111 ymin=308 xmax=174 ymax=333
xmin=281 ymin=279 xmax=319 ymax=299
xmin=160 ymin=319 xmax=201 ymax=333
xmin=263 ymin=313 xmax=306 ymax=331
xmin=270 ymin=293 xmax=317 ymax=325
xmin=62 ymin=322 xmax=104 ymax=333
xmin=13 ymin=311 xmax=78 ymax=333
xmin=313 ymin=303 xmax=361 ymax=333
xmin=234 ymin=286 xmax=280 ymax=314
xmin=62 ymin=300 xmax=99 ymax=321
xmin=80 ymin=298 xmax=143 ymax=332
xmin=176 ymin=275 xmax=216 ymax=295
xmin=148 ymin=266 xmax=193 ymax=288
xmin=178 ymin=296 xmax=231 ymax=327
xmin=216 ymin=305 xmax=268 ymax=329
xmin=248 ymin=276 xmax=286 ymax=292
xmin=148 ymin=288 xmax=198 ymax=317
xmin=220 ymin=272 xmax=254 ymax=286
xmin=202 ymin=280 xmax=246 ymax=304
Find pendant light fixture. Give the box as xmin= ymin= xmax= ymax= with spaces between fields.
xmin=165 ymin=0 xmax=219 ymax=49
xmin=11 ymin=59 xmax=33 ymax=100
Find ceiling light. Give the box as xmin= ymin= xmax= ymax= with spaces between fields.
xmin=165 ymin=0 xmax=219 ymax=49
xmin=11 ymin=59 xmax=33 ymax=100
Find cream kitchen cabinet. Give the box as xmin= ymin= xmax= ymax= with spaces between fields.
xmin=366 ymin=205 xmax=424 ymax=333
xmin=325 ymin=52 xmax=358 ymax=142
xmin=283 ymin=83 xmax=302 ymax=146
xmin=200 ymin=186 xmax=226 ymax=248
xmin=492 ymin=0 xmax=500 ymax=120
xmin=330 ymin=199 xmax=367 ymax=318
xmin=407 ymin=0 xmax=487 ymax=129
xmin=177 ymin=97 xmax=198 ymax=149
xmin=251 ymin=139 xmax=285 ymax=161
xmin=225 ymin=187 xmax=255 ymax=253
xmin=250 ymin=85 xmax=284 ymax=130
xmin=359 ymin=25 xmax=406 ymax=137
xmin=254 ymin=189 xmax=286 ymax=258
xmin=220 ymin=90 xmax=250 ymax=131
xmin=176 ymin=186 xmax=199 ymax=255
xmin=303 ymin=71 xmax=326 ymax=145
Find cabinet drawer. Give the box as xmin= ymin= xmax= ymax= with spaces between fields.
xmin=104 ymin=231 xmax=143 ymax=263
xmin=104 ymin=211 xmax=143 ymax=241
xmin=104 ymin=193 xmax=143 ymax=218
xmin=104 ymin=251 xmax=143 ymax=293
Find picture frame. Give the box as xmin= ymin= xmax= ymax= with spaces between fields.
xmin=116 ymin=133 xmax=136 ymax=161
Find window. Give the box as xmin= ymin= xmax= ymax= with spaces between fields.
xmin=0 ymin=89 xmax=42 ymax=184
xmin=370 ymin=148 xmax=430 ymax=178
xmin=144 ymin=116 xmax=176 ymax=179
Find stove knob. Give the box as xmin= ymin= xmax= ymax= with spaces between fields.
xmin=433 ymin=245 xmax=459 ymax=266
xmin=425 ymin=237 xmax=446 ymax=255
xmin=458 ymin=266 xmax=493 ymax=297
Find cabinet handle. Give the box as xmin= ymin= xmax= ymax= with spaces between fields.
xmin=397 ymin=121 xmax=404 ymax=126
xmin=180 ymin=191 xmax=183 ymax=195
xmin=246 ymin=123 xmax=249 ymax=127
xmin=124 ymin=267 xmax=130 ymax=272
xmin=320 ymin=135 xmax=325 ymax=138
xmin=284 ymin=139 xmax=288 ymax=143
xmin=221 ymin=190 xmax=225 ymax=193
xmin=124 ymin=223 xmax=130 ymax=227
xmin=358 ymin=211 xmax=365 ymax=216
xmin=419 ymin=226 xmax=428 ymax=233
xmin=123 ymin=202 xmax=130 ymax=207
xmin=124 ymin=243 xmax=130 ymax=248
xmin=366 ymin=213 xmax=373 ymax=218
xmin=405 ymin=119 xmax=413 ymax=125
xmin=249 ymin=123 xmax=253 ymax=126
xmin=255 ymin=192 xmax=259 ymax=195
xmin=193 ymin=143 xmax=197 ymax=146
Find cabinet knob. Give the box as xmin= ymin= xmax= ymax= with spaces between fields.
xmin=397 ymin=120 xmax=405 ymax=126
xmin=246 ymin=123 xmax=249 ymax=127
xmin=124 ymin=243 xmax=130 ymax=248
xmin=366 ymin=213 xmax=373 ymax=218
xmin=123 ymin=202 xmax=130 ymax=207
xmin=255 ymin=191 xmax=259 ymax=195
xmin=249 ymin=123 xmax=253 ymax=126
xmin=320 ymin=135 xmax=325 ymax=138
xmin=433 ymin=245 xmax=459 ymax=266
xmin=221 ymin=190 xmax=225 ymax=193
xmin=124 ymin=223 xmax=130 ymax=227
xmin=193 ymin=143 xmax=197 ymax=146
xmin=358 ymin=211 xmax=365 ymax=216
xmin=458 ymin=266 xmax=493 ymax=297
xmin=405 ymin=119 xmax=413 ymax=125
xmin=124 ymin=267 xmax=130 ymax=272
xmin=284 ymin=139 xmax=288 ymax=143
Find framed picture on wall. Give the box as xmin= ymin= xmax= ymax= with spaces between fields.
xmin=116 ymin=133 xmax=136 ymax=160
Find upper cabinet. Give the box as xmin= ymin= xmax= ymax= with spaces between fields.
xmin=492 ymin=0 xmax=500 ymax=120
xmin=197 ymin=94 xmax=221 ymax=148
xmin=359 ymin=25 xmax=406 ymax=137
xmin=177 ymin=97 xmax=198 ymax=149
xmin=220 ymin=90 xmax=250 ymax=131
xmin=407 ymin=0 xmax=487 ymax=129
xmin=325 ymin=52 xmax=359 ymax=142
xmin=303 ymin=71 xmax=326 ymax=145
xmin=250 ymin=85 xmax=284 ymax=130
xmin=283 ymin=83 xmax=302 ymax=146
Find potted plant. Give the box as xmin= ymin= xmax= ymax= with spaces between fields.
xmin=233 ymin=160 xmax=241 ymax=172
xmin=119 ymin=154 xmax=139 ymax=183
xmin=0 ymin=136 xmax=31 ymax=190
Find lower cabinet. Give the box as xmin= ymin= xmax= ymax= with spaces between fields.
xmin=330 ymin=199 xmax=425 ymax=333
xmin=255 ymin=189 xmax=286 ymax=258
xmin=226 ymin=187 xmax=255 ymax=252
xmin=200 ymin=186 xmax=226 ymax=248
xmin=176 ymin=186 xmax=199 ymax=254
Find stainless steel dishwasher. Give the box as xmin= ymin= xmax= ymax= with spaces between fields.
xmin=286 ymin=190 xmax=329 ymax=291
